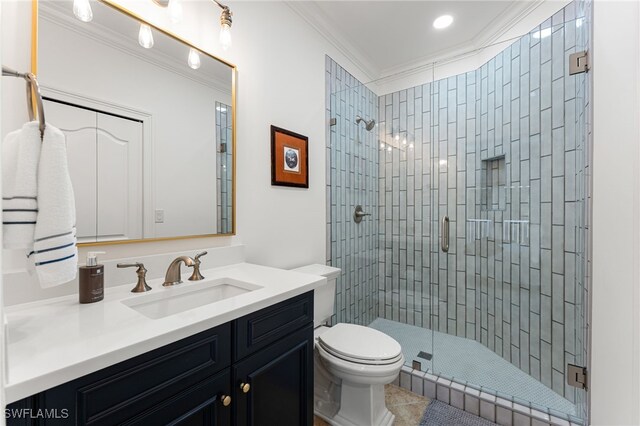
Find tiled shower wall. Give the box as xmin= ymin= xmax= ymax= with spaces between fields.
xmin=377 ymin=2 xmax=590 ymax=404
xmin=216 ymin=101 xmax=232 ymax=234
xmin=325 ymin=56 xmax=379 ymax=326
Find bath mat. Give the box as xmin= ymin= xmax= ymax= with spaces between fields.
xmin=420 ymin=400 xmax=498 ymax=426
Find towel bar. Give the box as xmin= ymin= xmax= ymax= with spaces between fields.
xmin=2 ymin=65 xmax=46 ymax=140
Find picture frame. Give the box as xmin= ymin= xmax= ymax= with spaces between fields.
xmin=271 ymin=125 xmax=309 ymax=188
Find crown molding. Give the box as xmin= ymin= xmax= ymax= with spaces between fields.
xmin=38 ymin=2 xmax=232 ymax=96
xmin=376 ymin=0 xmax=545 ymax=81
xmin=474 ymin=0 xmax=546 ymax=50
xmin=289 ymin=0 xmax=553 ymax=89
xmin=285 ymin=1 xmax=379 ymax=83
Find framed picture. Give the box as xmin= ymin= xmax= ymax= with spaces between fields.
xmin=271 ymin=125 xmax=309 ymax=188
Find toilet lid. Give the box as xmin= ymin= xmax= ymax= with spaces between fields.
xmin=317 ymin=323 xmax=402 ymax=362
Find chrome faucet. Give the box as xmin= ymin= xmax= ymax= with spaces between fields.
xmin=163 ymin=256 xmax=195 ymax=287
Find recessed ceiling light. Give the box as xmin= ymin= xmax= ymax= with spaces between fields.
xmin=433 ymin=15 xmax=453 ymax=30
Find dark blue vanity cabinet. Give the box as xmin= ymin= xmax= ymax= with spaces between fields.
xmin=6 ymin=291 xmax=314 ymax=426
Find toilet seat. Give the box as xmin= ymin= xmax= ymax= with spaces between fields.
xmin=317 ymin=323 xmax=403 ymax=365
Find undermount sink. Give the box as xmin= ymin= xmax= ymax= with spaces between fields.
xmin=122 ymin=277 xmax=262 ymax=319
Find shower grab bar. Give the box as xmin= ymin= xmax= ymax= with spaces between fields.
xmin=441 ymin=215 xmax=450 ymax=253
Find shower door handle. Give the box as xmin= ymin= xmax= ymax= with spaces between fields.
xmin=441 ymin=215 xmax=450 ymax=253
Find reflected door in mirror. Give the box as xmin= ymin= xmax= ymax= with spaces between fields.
xmin=45 ymin=99 xmax=143 ymax=243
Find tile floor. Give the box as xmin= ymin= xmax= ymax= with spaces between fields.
xmin=369 ymin=318 xmax=576 ymax=417
xmin=313 ymin=384 xmax=430 ymax=426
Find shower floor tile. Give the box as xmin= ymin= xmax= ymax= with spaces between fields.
xmin=369 ymin=317 xmax=576 ymax=416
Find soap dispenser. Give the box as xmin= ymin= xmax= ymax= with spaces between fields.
xmin=79 ymin=251 xmax=106 ymax=304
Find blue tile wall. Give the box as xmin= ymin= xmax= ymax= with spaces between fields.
xmin=325 ymin=56 xmax=379 ymax=326
xmin=216 ymin=101 xmax=232 ymax=234
xmin=376 ymin=1 xmax=590 ymax=405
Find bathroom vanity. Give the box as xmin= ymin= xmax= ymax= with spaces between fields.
xmin=3 ymin=257 xmax=322 ymax=426
xmin=7 ymin=291 xmax=313 ymax=425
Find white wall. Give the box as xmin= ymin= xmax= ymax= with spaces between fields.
xmin=591 ymin=1 xmax=640 ymax=424
xmin=1 ymin=0 xmax=371 ymax=304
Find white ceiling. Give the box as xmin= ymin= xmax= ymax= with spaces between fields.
xmin=289 ymin=0 xmax=550 ymax=81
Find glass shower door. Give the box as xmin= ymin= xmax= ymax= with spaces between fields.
xmin=326 ymin=70 xmax=381 ymax=329
xmin=428 ymin=3 xmax=590 ymax=423
xmin=375 ymin=78 xmax=435 ymax=374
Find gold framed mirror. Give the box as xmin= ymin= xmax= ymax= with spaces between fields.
xmin=30 ymin=0 xmax=236 ymax=246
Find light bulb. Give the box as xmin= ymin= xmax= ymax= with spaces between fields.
xmin=387 ymin=146 xmax=392 ymax=152
xmin=73 ymin=0 xmax=93 ymax=22
xmin=402 ymin=138 xmax=407 ymax=145
xmin=220 ymin=23 xmax=232 ymax=50
xmin=380 ymin=143 xmax=385 ymax=148
xmin=138 ymin=24 xmax=154 ymax=49
xmin=188 ymin=48 xmax=201 ymax=70
xmin=168 ymin=0 xmax=183 ymax=24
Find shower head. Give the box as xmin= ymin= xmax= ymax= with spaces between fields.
xmin=355 ymin=115 xmax=376 ymax=131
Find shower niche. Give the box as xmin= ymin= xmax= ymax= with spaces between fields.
xmin=481 ymin=155 xmax=507 ymax=212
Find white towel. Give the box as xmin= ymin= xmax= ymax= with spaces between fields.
xmin=2 ymin=122 xmax=41 ymax=249
xmin=31 ymin=124 xmax=77 ymax=287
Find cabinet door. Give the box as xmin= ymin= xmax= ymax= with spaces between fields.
xmin=41 ymin=100 xmax=143 ymax=242
xmin=124 ymin=370 xmax=231 ymax=426
xmin=5 ymin=325 xmax=231 ymax=426
xmin=233 ymin=325 xmax=313 ymax=426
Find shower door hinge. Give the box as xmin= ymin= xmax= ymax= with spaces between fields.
xmin=567 ymin=364 xmax=588 ymax=390
xmin=569 ymin=51 xmax=589 ymax=75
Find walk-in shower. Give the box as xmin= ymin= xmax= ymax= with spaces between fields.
xmin=326 ymin=1 xmax=590 ymax=424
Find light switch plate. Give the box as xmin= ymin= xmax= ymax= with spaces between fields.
xmin=155 ymin=209 xmax=164 ymax=223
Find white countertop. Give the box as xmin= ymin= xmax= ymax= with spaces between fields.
xmin=4 ymin=262 xmax=324 ymax=404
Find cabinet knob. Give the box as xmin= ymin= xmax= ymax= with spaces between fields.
xmin=221 ymin=395 xmax=232 ymax=406
xmin=240 ymin=382 xmax=251 ymax=393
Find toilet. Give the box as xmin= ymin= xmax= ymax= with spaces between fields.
xmin=293 ymin=264 xmax=404 ymax=426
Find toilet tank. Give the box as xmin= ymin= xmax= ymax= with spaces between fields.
xmin=291 ymin=264 xmax=341 ymax=327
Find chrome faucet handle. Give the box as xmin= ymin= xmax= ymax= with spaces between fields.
xmin=188 ymin=251 xmax=208 ymax=281
xmin=163 ymin=256 xmax=195 ymax=287
xmin=117 ymin=262 xmax=152 ymax=293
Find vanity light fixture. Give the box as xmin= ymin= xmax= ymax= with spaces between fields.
xmin=73 ymin=0 xmax=93 ymax=22
xmin=214 ymin=0 xmax=233 ymax=51
xmin=150 ymin=0 xmax=233 ymax=50
xmin=188 ymin=48 xmax=201 ymax=69
xmin=433 ymin=14 xmax=453 ymax=30
xmin=138 ymin=23 xmax=154 ymax=49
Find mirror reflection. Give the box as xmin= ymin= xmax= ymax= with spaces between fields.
xmin=38 ymin=0 xmax=235 ymax=243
